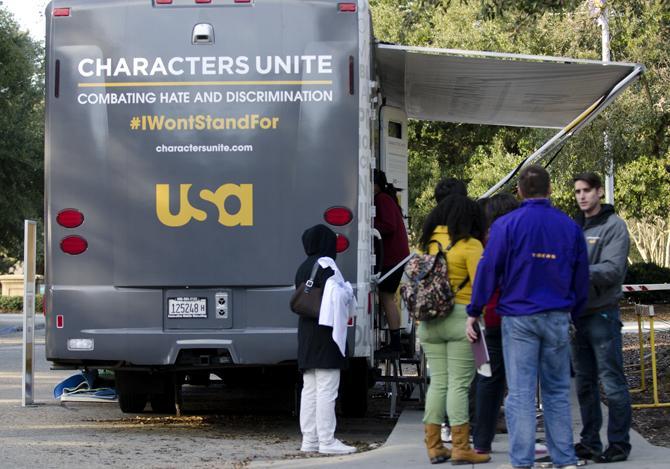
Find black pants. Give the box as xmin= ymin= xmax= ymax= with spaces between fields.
xmin=473 ymin=327 xmax=505 ymax=451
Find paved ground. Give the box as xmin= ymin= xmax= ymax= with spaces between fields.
xmin=253 ymin=390 xmax=670 ymax=469
xmin=3 ymin=317 xmax=670 ymax=468
xmin=0 ymin=329 xmax=393 ymax=468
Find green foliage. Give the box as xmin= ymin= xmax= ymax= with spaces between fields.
xmin=624 ymin=262 xmax=670 ymax=304
xmin=0 ymin=9 xmax=45 ymax=273
xmin=0 ymin=294 xmax=43 ymax=313
xmin=372 ymin=0 xmax=670 ymax=237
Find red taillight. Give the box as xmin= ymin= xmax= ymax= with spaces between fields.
xmin=335 ymin=234 xmax=350 ymax=253
xmin=347 ymin=317 xmax=355 ymax=327
xmin=195 ymin=0 xmax=211 ymax=3
xmin=56 ymin=315 xmax=64 ymax=329
xmin=60 ymin=236 xmax=88 ymax=255
xmin=338 ymin=3 xmax=356 ymax=12
xmin=156 ymin=0 xmax=173 ymax=4
xmin=324 ymin=206 xmax=353 ymax=226
xmin=56 ymin=209 xmax=84 ymax=228
xmin=53 ymin=7 xmax=71 ymax=16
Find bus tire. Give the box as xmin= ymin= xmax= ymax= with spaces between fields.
xmin=339 ymin=358 xmax=369 ymax=418
xmin=150 ymin=374 xmax=177 ymax=414
xmin=118 ymin=392 xmax=148 ymax=413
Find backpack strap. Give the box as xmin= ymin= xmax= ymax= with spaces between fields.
xmin=430 ymin=239 xmax=469 ymax=291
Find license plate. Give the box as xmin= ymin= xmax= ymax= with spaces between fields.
xmin=167 ymin=297 xmax=207 ymax=319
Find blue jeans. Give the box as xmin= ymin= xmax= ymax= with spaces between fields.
xmin=473 ymin=327 xmax=505 ymax=451
xmin=572 ymin=308 xmax=631 ymax=454
xmin=502 ymin=312 xmax=577 ymax=468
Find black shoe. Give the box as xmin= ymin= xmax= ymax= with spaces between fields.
xmin=575 ymin=442 xmax=602 ymax=460
xmin=596 ymin=443 xmax=629 ymax=463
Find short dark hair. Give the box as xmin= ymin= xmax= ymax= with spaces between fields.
xmin=483 ymin=193 xmax=519 ymax=229
xmin=573 ymin=172 xmax=602 ymax=190
xmin=434 ymin=178 xmax=467 ymax=203
xmin=517 ymin=165 xmax=550 ymax=198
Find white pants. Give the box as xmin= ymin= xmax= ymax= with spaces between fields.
xmin=300 ymin=368 xmax=340 ymax=445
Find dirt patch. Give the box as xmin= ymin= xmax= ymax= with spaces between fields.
xmin=620 ymin=303 xmax=670 ymax=322
xmin=622 ymin=328 xmax=670 ymax=448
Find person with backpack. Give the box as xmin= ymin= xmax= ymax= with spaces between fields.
xmin=416 ymin=194 xmax=489 ymax=465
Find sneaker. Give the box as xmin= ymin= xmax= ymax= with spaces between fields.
xmin=596 ymin=443 xmax=629 ymax=463
xmin=441 ymin=424 xmax=451 ymax=443
xmin=318 ymin=438 xmax=357 ymax=455
xmin=300 ymin=440 xmax=319 ymax=452
xmin=575 ymin=442 xmax=601 ymax=460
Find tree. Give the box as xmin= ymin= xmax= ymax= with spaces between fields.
xmin=0 ymin=8 xmax=44 ymax=273
xmin=371 ymin=0 xmax=670 ymax=257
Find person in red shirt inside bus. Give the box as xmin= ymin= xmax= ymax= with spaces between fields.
xmin=373 ymin=169 xmax=410 ymax=355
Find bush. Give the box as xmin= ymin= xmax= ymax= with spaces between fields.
xmin=0 ymin=295 xmax=44 ymax=313
xmin=624 ymin=263 xmax=670 ymax=304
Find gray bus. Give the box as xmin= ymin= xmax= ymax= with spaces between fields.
xmin=45 ymin=0 xmax=642 ymax=414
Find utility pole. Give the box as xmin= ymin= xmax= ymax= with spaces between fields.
xmin=590 ymin=0 xmax=614 ymax=203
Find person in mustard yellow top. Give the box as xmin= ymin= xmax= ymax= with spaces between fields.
xmin=417 ymin=194 xmax=489 ymax=465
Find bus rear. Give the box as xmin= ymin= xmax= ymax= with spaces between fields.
xmin=45 ymin=0 xmax=365 ymax=411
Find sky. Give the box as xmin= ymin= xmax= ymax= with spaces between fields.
xmin=2 ymin=0 xmax=50 ymax=40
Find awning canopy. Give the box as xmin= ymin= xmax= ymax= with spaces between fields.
xmin=375 ymin=44 xmax=643 ymax=129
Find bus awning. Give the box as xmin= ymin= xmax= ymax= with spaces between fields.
xmin=375 ymin=44 xmax=644 ymax=129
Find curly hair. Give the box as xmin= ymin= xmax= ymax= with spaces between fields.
xmin=434 ymin=178 xmax=467 ymax=204
xmin=419 ymin=194 xmax=485 ymax=250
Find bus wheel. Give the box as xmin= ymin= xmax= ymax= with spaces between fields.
xmin=150 ymin=374 xmax=177 ymax=414
xmin=118 ymin=392 xmax=148 ymax=413
xmin=339 ymin=358 xmax=369 ymax=418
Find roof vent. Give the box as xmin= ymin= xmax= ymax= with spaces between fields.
xmin=192 ymin=24 xmax=214 ymax=45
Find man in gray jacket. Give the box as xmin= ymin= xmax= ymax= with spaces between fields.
xmin=572 ymin=172 xmax=632 ymax=463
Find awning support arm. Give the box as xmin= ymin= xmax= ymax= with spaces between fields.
xmin=481 ymin=64 xmax=644 ymax=198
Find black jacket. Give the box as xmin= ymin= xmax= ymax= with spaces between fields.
xmin=294 ymin=225 xmax=348 ymax=370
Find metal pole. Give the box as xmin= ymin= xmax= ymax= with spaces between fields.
xmin=22 ymin=220 xmax=37 ymax=406
xmin=599 ymin=4 xmax=615 ymax=204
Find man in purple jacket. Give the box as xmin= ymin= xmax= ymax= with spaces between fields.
xmin=466 ymin=165 xmax=589 ymax=469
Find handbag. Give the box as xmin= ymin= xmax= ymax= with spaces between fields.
xmin=289 ymin=261 xmax=323 ymax=319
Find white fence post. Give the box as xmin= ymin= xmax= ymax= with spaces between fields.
xmin=22 ymin=220 xmax=37 ymax=406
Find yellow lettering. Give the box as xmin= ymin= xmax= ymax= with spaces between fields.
xmin=200 ymin=184 xmax=253 ymax=226
xmin=145 ymin=115 xmax=164 ymax=130
xmin=155 ymin=184 xmax=207 ymax=227
xmin=238 ymin=114 xmax=249 ymax=129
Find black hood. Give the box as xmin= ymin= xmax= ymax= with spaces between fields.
xmin=577 ymin=203 xmax=616 ymax=228
xmin=302 ymin=224 xmax=337 ymax=259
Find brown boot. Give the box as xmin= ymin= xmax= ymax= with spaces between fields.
xmin=450 ymin=423 xmax=491 ymax=465
xmin=424 ymin=423 xmax=451 ymax=464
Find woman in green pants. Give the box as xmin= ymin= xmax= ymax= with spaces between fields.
xmin=417 ymin=194 xmax=490 ymax=465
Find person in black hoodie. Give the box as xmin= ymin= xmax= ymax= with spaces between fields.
xmin=572 ymin=172 xmax=632 ymax=463
xmin=295 ymin=224 xmax=356 ymax=455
